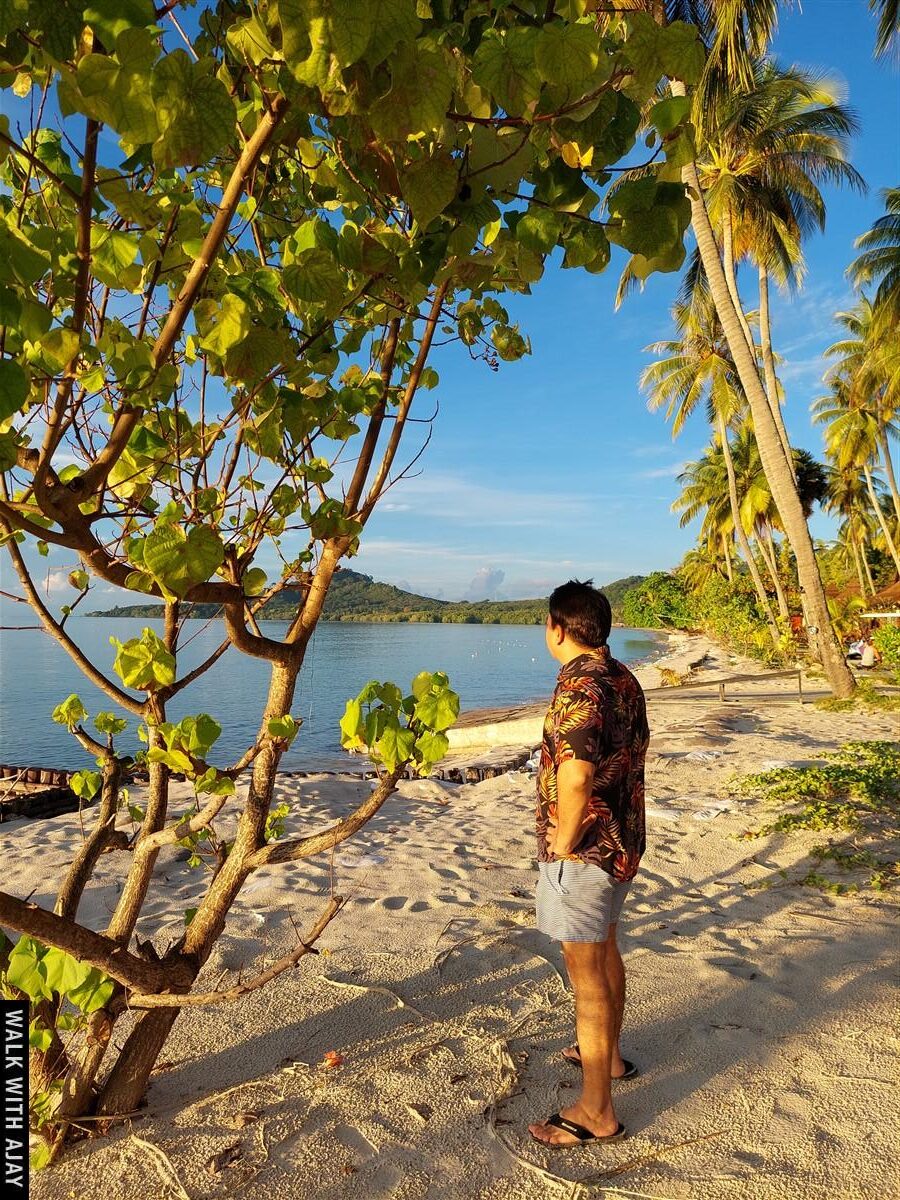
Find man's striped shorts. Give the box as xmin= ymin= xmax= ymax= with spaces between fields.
xmin=536 ymin=859 xmax=631 ymax=944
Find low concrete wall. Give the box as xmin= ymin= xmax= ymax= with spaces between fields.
xmin=447 ymin=714 xmax=544 ymax=752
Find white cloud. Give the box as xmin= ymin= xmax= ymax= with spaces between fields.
xmin=465 ymin=566 xmax=505 ymax=601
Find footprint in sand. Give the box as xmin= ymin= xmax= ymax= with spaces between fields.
xmin=432 ymin=865 xmax=464 ymax=880
xmin=705 ymin=955 xmax=762 ymax=981
xmin=377 ymin=896 xmax=431 ymax=912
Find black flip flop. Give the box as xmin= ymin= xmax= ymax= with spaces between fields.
xmin=530 ymin=1112 xmax=627 ymax=1149
xmin=562 ymin=1044 xmax=639 ymax=1080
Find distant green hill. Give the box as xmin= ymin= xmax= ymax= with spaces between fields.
xmin=88 ymin=570 xmax=646 ymax=625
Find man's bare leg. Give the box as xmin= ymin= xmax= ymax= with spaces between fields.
xmin=529 ymin=940 xmax=621 ymax=1145
xmin=604 ymin=922 xmax=627 ymax=1077
xmin=563 ymin=921 xmax=628 ymax=1076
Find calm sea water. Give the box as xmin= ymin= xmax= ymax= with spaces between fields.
xmin=0 ymin=619 xmax=663 ymax=772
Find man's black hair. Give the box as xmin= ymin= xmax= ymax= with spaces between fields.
xmin=548 ymin=579 xmax=612 ymax=648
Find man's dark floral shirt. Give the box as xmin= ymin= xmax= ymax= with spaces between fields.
xmin=536 ymin=646 xmax=649 ymax=881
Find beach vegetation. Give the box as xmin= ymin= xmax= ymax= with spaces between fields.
xmin=0 ymin=0 xmax=704 ymax=1160
xmin=735 ymin=741 xmax=900 ymax=890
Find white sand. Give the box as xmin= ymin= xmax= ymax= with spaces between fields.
xmin=4 ymin=640 xmax=899 ymax=1199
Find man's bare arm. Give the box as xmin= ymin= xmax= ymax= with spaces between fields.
xmin=551 ymin=759 xmax=595 ymax=856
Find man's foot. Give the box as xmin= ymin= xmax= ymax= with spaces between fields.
xmin=528 ymin=1101 xmax=624 ymax=1148
xmin=562 ymin=1044 xmax=638 ymax=1079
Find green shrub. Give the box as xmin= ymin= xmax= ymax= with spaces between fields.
xmin=621 ymin=572 xmax=692 ymax=629
xmin=873 ymin=624 xmax=900 ymax=667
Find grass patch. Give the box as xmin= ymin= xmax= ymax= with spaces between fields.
xmin=733 ymin=741 xmax=900 ymax=892
xmin=815 ymin=681 xmax=900 ymax=713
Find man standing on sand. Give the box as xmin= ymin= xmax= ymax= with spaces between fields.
xmin=529 ymin=580 xmax=649 ymax=1149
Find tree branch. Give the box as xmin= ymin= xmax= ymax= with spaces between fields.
xmin=246 ymin=764 xmax=405 ymax=868
xmin=358 ymin=282 xmax=449 ymax=522
xmin=125 ymin=898 xmax=342 ymax=1007
xmin=0 ymin=891 xmax=192 ymax=993
xmin=76 ymin=94 xmax=290 ymax=497
xmin=343 ymin=317 xmax=401 ymax=514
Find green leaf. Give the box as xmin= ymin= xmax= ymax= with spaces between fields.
xmin=473 ymin=27 xmax=541 ymax=118
xmin=658 ymin=20 xmax=706 ymax=85
xmin=363 ymin=0 xmax=419 ymax=66
xmin=42 ymin=947 xmax=93 ymax=997
xmin=142 ymin=523 xmax=225 ymax=600
xmin=195 ymin=293 xmax=252 ymax=359
xmin=151 ymin=51 xmax=236 ymax=169
xmin=72 ymin=30 xmax=160 ymax=147
xmin=90 ymin=228 xmax=142 ymax=292
xmin=0 ymin=360 xmax=29 ymax=420
xmin=282 ymin=249 xmax=346 ymax=307
xmin=32 ymin=327 xmax=81 ymax=374
xmin=400 ymin=153 xmax=458 ymax=229
xmin=491 ymin=323 xmax=530 ymax=361
xmin=340 ymin=697 xmax=364 ymax=747
xmin=648 ymin=94 xmax=691 ymax=137
xmin=68 ymin=967 xmax=116 ymax=1013
xmin=71 ymin=770 xmax=102 ymax=801
xmin=534 ymin=22 xmax=602 ymax=91
xmin=413 ymin=687 xmax=459 ymax=732
xmin=244 ymin=567 xmax=268 ymax=596
xmin=111 ymin=628 xmax=176 ymax=691
xmin=268 ymin=714 xmax=300 ymax=744
xmin=0 ymin=224 xmax=49 ymax=285
xmin=83 ymin=0 xmax=155 ymax=45
xmin=515 ymin=207 xmax=562 ymax=254
xmin=29 ymin=1019 xmax=53 ymax=1053
xmin=374 ymin=723 xmax=416 ymax=772
xmin=6 ymin=937 xmax=51 ymax=1000
xmin=414 ymin=728 xmax=449 ymax=771
xmin=94 ymin=712 xmax=128 ymax=737
xmin=52 ymin=694 xmax=89 ymax=729
xmin=68 ymin=569 xmax=89 ymax=590
xmin=369 ymin=42 xmax=453 ymax=141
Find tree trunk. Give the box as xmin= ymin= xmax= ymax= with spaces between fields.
xmin=861 ymin=533 xmax=876 ymax=595
xmin=863 ymin=462 xmax=900 ymax=575
xmin=877 ymin=428 xmax=900 ymax=528
xmin=850 ymin=534 xmax=868 ymax=598
xmin=717 ymin=413 xmax=782 ymax=650
xmin=96 ymin=661 xmax=301 ymax=1117
xmin=760 ymin=523 xmax=790 ymax=621
xmin=722 ymin=533 xmax=734 ymax=583
xmin=721 ymin=209 xmax=756 ymax=353
xmin=671 ymin=90 xmax=854 ymax=696
xmin=757 ymin=265 xmax=797 ymax=479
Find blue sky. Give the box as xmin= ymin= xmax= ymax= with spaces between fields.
xmin=2 ymin=3 xmax=898 ymax=615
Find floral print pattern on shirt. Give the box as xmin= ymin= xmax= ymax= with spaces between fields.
xmin=536 ymin=646 xmax=649 ymax=881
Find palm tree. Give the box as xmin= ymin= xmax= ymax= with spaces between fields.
xmin=826 ymin=465 xmax=878 ymax=596
xmin=870 ymin=0 xmax=900 ymax=57
xmin=643 ymin=291 xmax=782 ymax=647
xmin=849 ymin=188 xmax=900 ymax=324
xmin=825 ymin=300 xmax=900 ymax=526
xmin=814 ymin=381 xmax=900 ymax=576
xmin=656 ymin=4 xmax=857 ymax=695
xmin=695 ymin=59 xmax=864 ymax=471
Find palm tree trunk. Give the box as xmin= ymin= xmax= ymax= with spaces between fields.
xmin=721 ymin=208 xmax=756 ymax=353
xmin=717 ymin=413 xmax=781 ymax=649
xmin=722 ymin=533 xmax=734 ymax=583
xmin=671 ymin=86 xmax=855 ymax=696
xmin=757 ymin=265 xmax=797 ymax=480
xmin=760 ymin=523 xmax=790 ymax=621
xmin=850 ymin=534 xmax=868 ymax=598
xmin=863 ymin=461 xmax=900 ymax=575
xmin=860 ymin=532 xmax=876 ymax=594
xmin=877 ymin=428 xmax=900 ymax=527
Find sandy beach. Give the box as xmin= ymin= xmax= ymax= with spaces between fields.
xmin=4 ymin=637 xmax=898 ymax=1200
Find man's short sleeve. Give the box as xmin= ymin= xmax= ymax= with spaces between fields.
xmin=552 ymin=685 xmax=602 ymax=767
